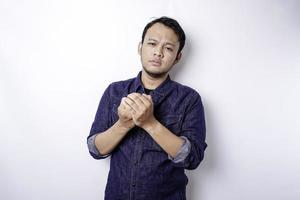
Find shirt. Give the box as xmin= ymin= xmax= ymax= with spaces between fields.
xmin=88 ymin=88 xmax=191 ymax=163
xmin=87 ymin=71 xmax=207 ymax=200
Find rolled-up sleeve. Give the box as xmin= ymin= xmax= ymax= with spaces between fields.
xmin=87 ymin=134 xmax=110 ymax=159
xmin=168 ymin=136 xmax=191 ymax=163
xmin=87 ymin=84 xmax=113 ymax=160
xmin=173 ymin=92 xmax=207 ymax=169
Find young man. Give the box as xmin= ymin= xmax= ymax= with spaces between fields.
xmin=87 ymin=16 xmax=207 ymax=200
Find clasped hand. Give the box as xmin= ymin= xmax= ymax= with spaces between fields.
xmin=117 ymin=93 xmax=155 ymax=129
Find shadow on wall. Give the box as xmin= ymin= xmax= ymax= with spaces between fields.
xmin=186 ymin=104 xmax=218 ymax=200
xmin=171 ymin=36 xmax=220 ymax=199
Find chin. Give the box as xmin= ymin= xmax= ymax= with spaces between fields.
xmin=143 ymin=67 xmax=168 ymax=78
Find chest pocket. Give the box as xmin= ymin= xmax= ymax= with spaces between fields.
xmin=159 ymin=114 xmax=182 ymax=135
xmin=145 ymin=114 xmax=182 ymax=152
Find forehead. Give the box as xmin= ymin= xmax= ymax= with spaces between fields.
xmin=144 ymin=23 xmax=179 ymax=44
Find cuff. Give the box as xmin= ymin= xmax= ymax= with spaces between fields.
xmin=87 ymin=134 xmax=110 ymax=159
xmin=168 ymin=136 xmax=191 ymax=163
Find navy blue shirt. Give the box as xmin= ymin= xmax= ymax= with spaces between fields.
xmin=87 ymin=71 xmax=207 ymax=200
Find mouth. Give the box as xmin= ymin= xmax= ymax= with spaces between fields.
xmin=149 ymin=59 xmax=162 ymax=66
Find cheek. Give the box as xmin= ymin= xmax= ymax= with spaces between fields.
xmin=165 ymin=54 xmax=177 ymax=64
xmin=142 ymin=47 xmax=152 ymax=57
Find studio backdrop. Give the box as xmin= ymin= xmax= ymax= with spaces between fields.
xmin=1 ymin=0 xmax=299 ymax=199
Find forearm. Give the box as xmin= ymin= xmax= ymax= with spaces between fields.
xmin=143 ymin=120 xmax=184 ymax=158
xmin=94 ymin=119 xmax=132 ymax=155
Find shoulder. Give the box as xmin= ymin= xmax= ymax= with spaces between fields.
xmin=105 ymin=76 xmax=135 ymax=96
xmin=169 ymin=80 xmax=205 ymax=115
xmin=169 ymin=80 xmax=202 ymax=100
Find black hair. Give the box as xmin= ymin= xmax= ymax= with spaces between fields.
xmin=141 ymin=16 xmax=186 ymax=55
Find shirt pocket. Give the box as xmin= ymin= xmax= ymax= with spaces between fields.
xmin=147 ymin=114 xmax=182 ymax=152
xmin=159 ymin=114 xmax=182 ymax=135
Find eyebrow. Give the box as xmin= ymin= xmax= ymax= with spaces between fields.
xmin=147 ymin=38 xmax=176 ymax=46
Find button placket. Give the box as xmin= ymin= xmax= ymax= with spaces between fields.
xmin=129 ymin=131 xmax=143 ymax=198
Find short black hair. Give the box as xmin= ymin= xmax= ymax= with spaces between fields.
xmin=141 ymin=16 xmax=186 ymax=55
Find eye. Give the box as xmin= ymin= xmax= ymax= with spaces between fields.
xmin=147 ymin=42 xmax=156 ymax=46
xmin=165 ymin=47 xmax=173 ymax=52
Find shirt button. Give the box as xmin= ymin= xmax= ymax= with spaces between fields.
xmin=134 ymin=160 xmax=138 ymax=165
xmin=132 ymin=183 xmax=136 ymax=187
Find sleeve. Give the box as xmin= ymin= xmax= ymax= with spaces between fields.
xmin=87 ymin=84 xmax=113 ymax=159
xmin=172 ymin=92 xmax=207 ymax=169
xmin=168 ymin=136 xmax=191 ymax=163
xmin=87 ymin=134 xmax=110 ymax=159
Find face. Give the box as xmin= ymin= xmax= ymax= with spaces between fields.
xmin=138 ymin=23 xmax=181 ymax=78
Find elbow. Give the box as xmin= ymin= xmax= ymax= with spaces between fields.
xmin=89 ymin=150 xmax=102 ymax=160
xmin=87 ymin=134 xmax=110 ymax=160
xmin=185 ymin=142 xmax=207 ymax=170
xmin=88 ymin=149 xmax=110 ymax=160
xmin=185 ymin=153 xmax=203 ymax=170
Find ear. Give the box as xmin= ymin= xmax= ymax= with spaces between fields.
xmin=138 ymin=42 xmax=142 ymax=55
xmin=173 ymin=52 xmax=182 ymax=65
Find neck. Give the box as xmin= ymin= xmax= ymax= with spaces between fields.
xmin=141 ymin=69 xmax=168 ymax=90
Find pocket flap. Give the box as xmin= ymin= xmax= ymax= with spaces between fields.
xmin=160 ymin=115 xmax=181 ymax=126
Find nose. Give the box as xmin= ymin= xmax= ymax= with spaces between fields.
xmin=154 ymin=46 xmax=163 ymax=57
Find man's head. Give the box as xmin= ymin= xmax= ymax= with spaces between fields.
xmin=142 ymin=17 xmax=186 ymax=56
xmin=138 ymin=16 xmax=186 ymax=78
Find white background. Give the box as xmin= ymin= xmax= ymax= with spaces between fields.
xmin=1 ymin=0 xmax=299 ymax=199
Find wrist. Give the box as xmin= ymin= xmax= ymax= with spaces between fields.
xmin=142 ymin=118 xmax=159 ymax=133
xmin=116 ymin=119 xmax=134 ymax=132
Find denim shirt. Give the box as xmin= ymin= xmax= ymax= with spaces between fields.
xmin=88 ymin=88 xmax=191 ymax=163
xmin=87 ymin=71 xmax=207 ymax=200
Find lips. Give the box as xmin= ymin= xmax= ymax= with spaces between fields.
xmin=149 ymin=59 xmax=162 ymax=66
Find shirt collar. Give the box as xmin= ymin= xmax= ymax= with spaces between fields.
xmin=131 ymin=71 xmax=173 ymax=107
xmin=133 ymin=71 xmax=172 ymax=97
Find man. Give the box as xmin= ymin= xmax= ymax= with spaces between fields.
xmin=87 ymin=16 xmax=207 ymax=200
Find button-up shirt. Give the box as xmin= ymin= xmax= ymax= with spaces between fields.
xmin=87 ymin=71 xmax=207 ymax=200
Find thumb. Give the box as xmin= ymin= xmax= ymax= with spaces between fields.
xmin=143 ymin=93 xmax=152 ymax=100
xmin=147 ymin=94 xmax=152 ymax=102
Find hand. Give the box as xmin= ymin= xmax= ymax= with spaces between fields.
xmin=117 ymin=97 xmax=135 ymax=129
xmin=124 ymin=93 xmax=157 ymax=128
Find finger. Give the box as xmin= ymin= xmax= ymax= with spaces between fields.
xmin=127 ymin=93 xmax=146 ymax=110
xmin=124 ymin=97 xmax=139 ymax=112
xmin=121 ymin=100 xmax=134 ymax=113
xmin=118 ymin=97 xmax=126 ymax=109
xmin=118 ymin=98 xmax=132 ymax=116
xmin=140 ymin=94 xmax=152 ymax=105
xmin=142 ymin=94 xmax=152 ymax=103
xmin=120 ymin=97 xmax=127 ymax=106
